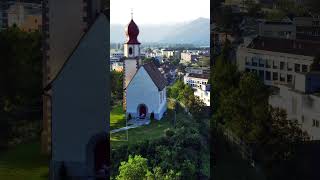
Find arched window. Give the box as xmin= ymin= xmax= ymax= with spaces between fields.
xmin=129 ymin=47 xmax=133 ymax=55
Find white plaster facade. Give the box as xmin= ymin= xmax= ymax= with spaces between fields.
xmin=269 ymin=86 xmax=320 ymax=140
xmin=126 ymin=67 xmax=167 ymax=120
xmin=237 ymin=44 xmax=314 ymax=86
xmin=50 ymin=14 xmax=109 ymax=178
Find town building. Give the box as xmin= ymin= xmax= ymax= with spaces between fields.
xmin=111 ymin=51 xmax=124 ymax=59
xmin=258 ymin=21 xmax=296 ymax=40
xmin=269 ymin=72 xmax=320 ymax=140
xmin=123 ymin=16 xmax=167 ymax=120
xmin=185 ymin=67 xmax=210 ymax=75
xmin=111 ymin=62 xmax=123 ymax=72
xmin=161 ymin=49 xmax=175 ymax=58
xmin=237 ymin=36 xmax=320 ymax=87
xmin=6 ymin=1 xmax=42 ymax=32
xmin=42 ymin=0 xmax=105 ymax=154
xmin=181 ymin=51 xmax=198 ymax=63
xmin=294 ymin=16 xmax=320 ymax=41
xmin=184 ymin=73 xmax=210 ymax=106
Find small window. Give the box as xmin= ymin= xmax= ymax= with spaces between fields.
xmin=302 ymin=65 xmax=308 ymax=72
xmin=287 ymin=62 xmax=292 ymax=71
xmin=266 ymin=71 xmax=271 ymax=80
xmin=313 ymin=119 xmax=320 ymax=128
xmin=280 ymin=62 xmax=285 ymax=70
xmin=280 ymin=73 xmax=285 ymax=82
xmin=273 ymin=61 xmax=278 ymax=69
xmin=287 ymin=74 xmax=292 ymax=83
xmin=295 ymin=64 xmax=301 ymax=72
xmin=273 ymin=72 xmax=278 ymax=81
xmin=129 ymin=47 xmax=133 ymax=55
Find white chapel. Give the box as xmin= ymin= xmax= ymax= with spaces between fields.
xmin=123 ymin=15 xmax=167 ymax=120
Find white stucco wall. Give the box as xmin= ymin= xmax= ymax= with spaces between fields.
xmin=51 ymin=14 xmax=109 ymax=163
xmin=126 ymin=67 xmax=167 ymax=120
xmin=124 ymin=44 xmax=140 ymax=58
xmin=269 ymin=86 xmax=320 ymax=140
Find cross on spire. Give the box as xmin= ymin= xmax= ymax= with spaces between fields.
xmin=131 ymin=8 xmax=133 ymax=19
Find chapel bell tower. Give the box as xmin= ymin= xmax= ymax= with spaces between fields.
xmin=123 ymin=11 xmax=142 ymax=110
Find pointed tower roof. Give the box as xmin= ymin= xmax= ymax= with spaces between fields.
xmin=125 ymin=11 xmax=140 ymax=44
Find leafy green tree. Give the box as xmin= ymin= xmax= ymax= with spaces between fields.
xmin=116 ymin=155 xmax=150 ymax=180
xmin=111 ymin=70 xmax=123 ymax=105
xmin=147 ymin=167 xmax=181 ymax=180
xmin=0 ymin=26 xmax=42 ymax=148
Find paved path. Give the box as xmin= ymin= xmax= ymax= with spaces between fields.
xmin=110 ymin=118 xmax=150 ymax=134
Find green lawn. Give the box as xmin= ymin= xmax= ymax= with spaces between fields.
xmin=110 ymin=104 xmax=126 ymax=130
xmin=110 ymin=99 xmax=180 ymax=148
xmin=111 ymin=113 xmax=173 ymax=148
xmin=0 ymin=142 xmax=49 ymax=180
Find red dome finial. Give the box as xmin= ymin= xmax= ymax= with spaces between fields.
xmin=125 ymin=12 xmax=140 ymax=44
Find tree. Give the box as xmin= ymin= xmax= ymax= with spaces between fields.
xmin=310 ymin=54 xmax=320 ymax=71
xmin=258 ymin=107 xmax=310 ymax=178
xmin=116 ymin=155 xmax=150 ymax=180
xmin=0 ymin=26 xmax=42 ymax=148
xmin=147 ymin=167 xmax=181 ymax=180
xmin=111 ymin=70 xmax=124 ymax=105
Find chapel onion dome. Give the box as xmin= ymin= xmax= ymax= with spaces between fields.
xmin=125 ymin=19 xmax=141 ymax=44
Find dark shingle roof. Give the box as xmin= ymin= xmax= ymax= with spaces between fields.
xmin=187 ymin=73 xmax=209 ymax=79
xmin=143 ymin=62 xmax=167 ymax=90
xmin=247 ymin=36 xmax=320 ymax=57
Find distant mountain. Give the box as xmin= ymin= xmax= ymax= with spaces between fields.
xmin=159 ymin=18 xmax=210 ymax=46
xmin=110 ymin=23 xmax=182 ymax=43
xmin=110 ymin=18 xmax=210 ymax=46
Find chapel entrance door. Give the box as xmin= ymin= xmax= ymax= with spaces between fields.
xmin=139 ymin=104 xmax=147 ymax=119
xmin=94 ymin=139 xmax=108 ymax=178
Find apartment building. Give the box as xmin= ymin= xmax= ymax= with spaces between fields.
xmin=6 ymin=1 xmax=42 ymax=32
xmin=194 ymin=84 xmax=210 ymax=106
xmin=184 ymin=73 xmax=210 ymax=106
xmin=181 ymin=51 xmax=198 ymax=62
xmin=185 ymin=67 xmax=210 ymax=75
xmin=294 ymin=16 xmax=320 ymax=41
xmin=259 ymin=21 xmax=296 ymax=40
xmin=269 ymin=72 xmax=320 ymax=140
xmin=237 ymin=36 xmax=319 ymax=87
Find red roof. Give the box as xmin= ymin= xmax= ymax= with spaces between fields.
xmin=125 ymin=19 xmax=141 ymax=44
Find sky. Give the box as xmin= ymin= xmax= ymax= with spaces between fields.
xmin=110 ymin=0 xmax=210 ymax=25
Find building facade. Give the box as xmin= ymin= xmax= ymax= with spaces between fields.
xmin=184 ymin=73 xmax=210 ymax=106
xmin=237 ymin=36 xmax=319 ymax=87
xmin=259 ymin=21 xmax=296 ymax=40
xmin=269 ymin=72 xmax=320 ymax=140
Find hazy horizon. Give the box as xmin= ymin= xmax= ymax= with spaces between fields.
xmin=110 ymin=17 xmax=209 ymax=26
xmin=111 ymin=0 xmax=210 ymax=25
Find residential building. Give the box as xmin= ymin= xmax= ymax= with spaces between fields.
xmin=7 ymin=1 xmax=42 ymax=32
xmin=111 ymin=62 xmax=123 ymax=72
xmin=294 ymin=16 xmax=320 ymax=41
xmin=237 ymin=36 xmax=320 ymax=87
xmin=269 ymin=72 xmax=320 ymax=140
xmin=184 ymin=73 xmax=210 ymax=106
xmin=194 ymin=84 xmax=210 ymax=106
xmin=181 ymin=51 xmax=198 ymax=62
xmin=185 ymin=67 xmax=210 ymax=74
xmin=111 ymin=51 xmax=124 ymax=59
xmin=161 ymin=49 xmax=175 ymax=58
xmin=259 ymin=21 xmax=296 ymax=39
